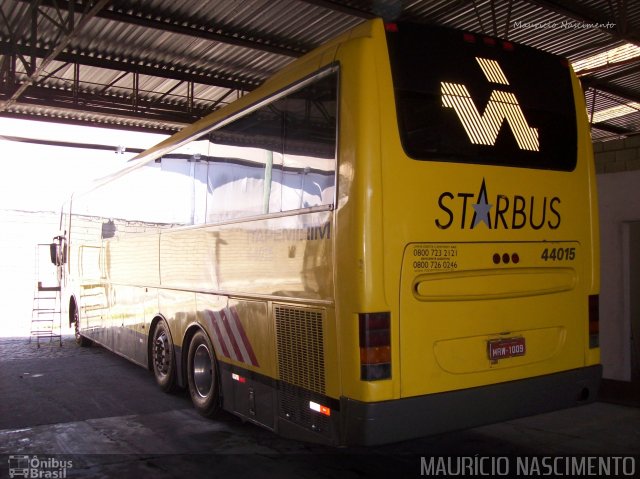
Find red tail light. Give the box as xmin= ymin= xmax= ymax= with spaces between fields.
xmin=483 ymin=36 xmax=497 ymax=46
xmin=589 ymin=295 xmax=599 ymax=348
xmin=359 ymin=312 xmax=391 ymax=380
xmin=384 ymin=22 xmax=399 ymax=33
xmin=463 ymin=33 xmax=476 ymax=43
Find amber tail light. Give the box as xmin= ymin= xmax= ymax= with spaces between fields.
xmin=359 ymin=312 xmax=391 ymax=380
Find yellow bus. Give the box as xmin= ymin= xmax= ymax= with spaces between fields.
xmin=51 ymin=18 xmax=601 ymax=446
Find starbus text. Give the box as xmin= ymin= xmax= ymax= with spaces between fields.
xmin=435 ymin=179 xmax=561 ymax=230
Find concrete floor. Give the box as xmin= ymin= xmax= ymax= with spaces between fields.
xmin=1 ymin=337 xmax=639 ymax=478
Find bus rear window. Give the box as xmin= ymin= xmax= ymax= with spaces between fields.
xmin=386 ymin=23 xmax=577 ymax=171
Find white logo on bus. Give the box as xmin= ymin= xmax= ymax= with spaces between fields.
xmin=441 ymin=57 xmax=540 ymax=151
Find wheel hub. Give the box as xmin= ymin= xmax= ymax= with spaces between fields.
xmin=154 ymin=332 xmax=171 ymax=376
xmin=193 ymin=343 xmax=212 ymax=398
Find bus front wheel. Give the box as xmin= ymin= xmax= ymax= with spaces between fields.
xmin=152 ymin=320 xmax=177 ymax=392
xmin=187 ymin=330 xmax=220 ymax=417
xmin=72 ymin=303 xmax=92 ymax=347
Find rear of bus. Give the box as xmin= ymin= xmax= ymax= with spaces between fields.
xmin=339 ymin=21 xmax=601 ymax=445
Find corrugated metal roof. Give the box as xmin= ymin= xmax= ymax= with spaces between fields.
xmin=0 ymin=0 xmax=639 ymax=141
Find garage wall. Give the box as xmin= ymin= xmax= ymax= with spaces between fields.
xmin=594 ymin=136 xmax=640 ymax=174
xmin=595 ymin=136 xmax=640 ymax=381
xmin=0 ymin=119 xmax=166 ymax=338
xmin=0 ymin=209 xmax=61 ymax=336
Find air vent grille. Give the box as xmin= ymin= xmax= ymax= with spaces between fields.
xmin=275 ymin=305 xmax=325 ymax=395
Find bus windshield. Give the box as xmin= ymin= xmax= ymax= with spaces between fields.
xmin=386 ymin=23 xmax=577 ymax=171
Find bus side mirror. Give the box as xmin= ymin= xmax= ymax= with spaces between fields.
xmin=50 ymin=236 xmax=67 ymax=266
xmin=49 ymin=242 xmax=60 ymax=265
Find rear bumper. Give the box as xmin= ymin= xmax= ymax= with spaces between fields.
xmin=340 ymin=365 xmax=602 ymax=446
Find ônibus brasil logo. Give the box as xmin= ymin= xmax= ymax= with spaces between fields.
xmin=8 ymin=455 xmax=73 ymax=478
xmin=435 ymin=178 xmax=561 ymax=231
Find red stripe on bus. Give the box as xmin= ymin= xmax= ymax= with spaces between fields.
xmin=207 ymin=310 xmax=230 ymax=359
xmin=220 ymin=308 xmax=243 ymax=363
xmin=229 ymin=306 xmax=260 ymax=367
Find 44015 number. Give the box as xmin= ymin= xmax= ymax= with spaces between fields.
xmin=541 ymin=247 xmax=576 ymax=261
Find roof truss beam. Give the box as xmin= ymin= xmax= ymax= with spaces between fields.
xmin=591 ymin=121 xmax=635 ymax=135
xmin=0 ymin=82 xmax=207 ymax=124
xmin=298 ymin=0 xmax=376 ymax=19
xmin=583 ymin=79 xmax=640 ymax=106
xmin=0 ymin=0 xmax=111 ymax=113
xmin=582 ymin=63 xmax=640 ymax=87
xmin=0 ymin=41 xmax=260 ymax=91
xmin=16 ymin=0 xmax=308 ymax=58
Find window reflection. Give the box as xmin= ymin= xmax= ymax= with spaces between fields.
xmin=73 ymin=69 xmax=338 ymax=240
xmin=205 ymin=71 xmax=337 ymax=221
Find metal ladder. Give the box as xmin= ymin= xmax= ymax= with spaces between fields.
xmin=30 ymin=243 xmax=62 ymax=347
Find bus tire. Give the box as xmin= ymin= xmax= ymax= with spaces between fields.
xmin=72 ymin=302 xmax=92 ymax=347
xmin=187 ymin=330 xmax=220 ymax=417
xmin=151 ymin=320 xmax=177 ymax=392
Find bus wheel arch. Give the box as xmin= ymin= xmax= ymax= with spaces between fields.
xmin=70 ymin=296 xmax=92 ymax=347
xmin=185 ymin=326 xmax=221 ymax=418
xmin=149 ymin=316 xmax=178 ymax=393
xmin=68 ymin=297 xmax=77 ymax=328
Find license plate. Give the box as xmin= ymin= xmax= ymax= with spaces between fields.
xmin=488 ymin=337 xmax=526 ymax=360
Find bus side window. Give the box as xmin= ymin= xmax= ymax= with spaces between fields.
xmin=205 ymin=102 xmax=284 ymax=223
xmin=280 ymin=73 xmax=337 ymax=212
xmin=203 ymin=70 xmax=338 ymax=223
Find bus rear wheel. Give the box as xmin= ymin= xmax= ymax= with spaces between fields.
xmin=152 ymin=320 xmax=177 ymax=392
xmin=187 ymin=330 xmax=220 ymax=417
